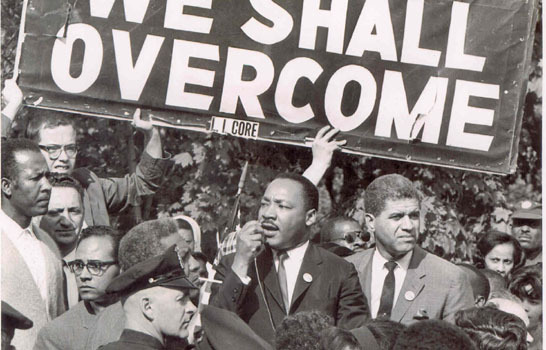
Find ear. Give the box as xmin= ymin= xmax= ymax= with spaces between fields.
xmin=1 ymin=178 xmax=13 ymax=198
xmin=365 ymin=213 xmax=375 ymax=233
xmin=140 ymin=297 xmax=154 ymax=321
xmin=305 ymin=208 xmax=317 ymax=226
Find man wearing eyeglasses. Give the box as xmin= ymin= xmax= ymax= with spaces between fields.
xmin=319 ymin=216 xmax=368 ymax=255
xmin=22 ymin=106 xmax=171 ymax=227
xmin=34 ymin=226 xmax=122 ymax=350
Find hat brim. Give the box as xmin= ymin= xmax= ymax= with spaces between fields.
xmin=159 ymin=276 xmax=199 ymax=290
xmin=512 ymin=211 xmax=542 ymax=220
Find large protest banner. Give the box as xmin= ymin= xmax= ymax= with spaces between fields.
xmin=16 ymin=0 xmax=537 ymax=174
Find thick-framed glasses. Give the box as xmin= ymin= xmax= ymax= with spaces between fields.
xmin=68 ymin=259 xmax=117 ymax=276
xmin=38 ymin=144 xmax=78 ymax=160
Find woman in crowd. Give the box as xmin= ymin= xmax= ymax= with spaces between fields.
xmin=474 ymin=231 xmax=525 ymax=279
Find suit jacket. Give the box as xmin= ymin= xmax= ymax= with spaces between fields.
xmin=211 ymin=243 xmax=369 ymax=343
xmin=84 ymin=301 xmax=125 ymax=350
xmin=34 ymin=301 xmax=98 ymax=350
xmin=1 ymin=224 xmax=65 ymax=350
xmin=346 ymin=246 xmax=473 ymax=325
xmin=72 ymin=151 xmax=172 ymax=226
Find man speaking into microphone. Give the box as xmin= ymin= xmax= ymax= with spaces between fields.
xmin=211 ymin=173 xmax=369 ymax=343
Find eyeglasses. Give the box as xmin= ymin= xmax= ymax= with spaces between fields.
xmin=38 ymin=144 xmax=78 ymax=159
xmin=68 ymin=259 xmax=117 ymax=276
xmin=333 ymin=231 xmax=365 ymax=244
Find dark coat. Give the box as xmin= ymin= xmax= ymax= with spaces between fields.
xmin=211 ymin=243 xmax=370 ymax=343
xmin=99 ymin=330 xmax=165 ymax=350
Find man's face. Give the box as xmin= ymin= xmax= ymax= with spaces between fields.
xmin=75 ymin=236 xmax=120 ymax=302
xmin=367 ymin=198 xmax=420 ymax=260
xmin=521 ymin=298 xmax=542 ymax=330
xmin=40 ymin=186 xmax=84 ymax=249
xmin=152 ymin=287 xmax=197 ymax=339
xmin=38 ymin=125 xmax=77 ymax=174
xmin=513 ymin=218 xmax=542 ymax=252
xmin=178 ymin=229 xmax=194 ymax=252
xmin=330 ymin=220 xmax=365 ymax=252
xmin=259 ymin=179 xmax=315 ymax=250
xmin=3 ymin=151 xmax=52 ymax=218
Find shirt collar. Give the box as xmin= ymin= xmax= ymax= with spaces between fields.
xmin=274 ymin=240 xmax=310 ymax=261
xmin=373 ymin=248 xmax=413 ymax=271
xmin=0 ymin=209 xmax=34 ymax=238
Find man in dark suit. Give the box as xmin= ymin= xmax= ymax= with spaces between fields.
xmin=346 ymin=174 xmax=473 ymax=325
xmin=211 ymin=173 xmax=369 ymax=343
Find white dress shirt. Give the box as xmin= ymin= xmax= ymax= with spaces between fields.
xmin=0 ymin=210 xmax=49 ymax=307
xmin=370 ymin=248 xmax=413 ymax=318
xmin=273 ymin=241 xmax=309 ymax=305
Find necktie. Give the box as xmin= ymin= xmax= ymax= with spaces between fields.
xmin=62 ymin=262 xmax=70 ymax=310
xmin=277 ymin=251 xmax=290 ymax=314
xmin=377 ymin=261 xmax=398 ymax=319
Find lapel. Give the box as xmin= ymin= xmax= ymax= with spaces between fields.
xmin=256 ymin=248 xmax=285 ymax=313
xmin=290 ymin=244 xmax=323 ymax=313
xmin=391 ymin=247 xmax=427 ymax=322
xmin=358 ymin=251 xmax=374 ymax=303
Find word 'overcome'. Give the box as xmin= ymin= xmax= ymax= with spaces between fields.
xmin=50 ymin=0 xmax=499 ymax=152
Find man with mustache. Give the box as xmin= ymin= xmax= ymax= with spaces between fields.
xmin=1 ymin=138 xmax=65 ymax=349
xmin=34 ymin=226 xmax=123 ymax=349
xmin=38 ymin=173 xmax=86 ymax=309
xmin=346 ymin=174 xmax=473 ymax=324
xmin=211 ymin=173 xmax=369 ymax=344
xmin=511 ymin=200 xmax=542 ymax=267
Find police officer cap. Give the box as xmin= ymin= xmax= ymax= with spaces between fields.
xmin=1 ymin=301 xmax=33 ymax=330
xmin=106 ymin=245 xmax=198 ymax=296
xmin=512 ymin=200 xmax=542 ymax=220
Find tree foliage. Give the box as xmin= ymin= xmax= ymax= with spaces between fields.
xmin=2 ymin=0 xmax=542 ymax=262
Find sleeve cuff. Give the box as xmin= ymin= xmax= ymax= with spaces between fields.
xmin=232 ymin=268 xmax=252 ymax=285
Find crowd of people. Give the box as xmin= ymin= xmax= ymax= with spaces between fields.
xmin=0 ymin=81 xmax=542 ymax=350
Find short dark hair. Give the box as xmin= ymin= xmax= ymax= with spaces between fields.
xmin=457 ymin=263 xmax=491 ymax=301
xmin=509 ymin=265 xmax=542 ymax=303
xmin=365 ymin=174 xmax=420 ymax=217
xmin=273 ymin=173 xmax=319 ymax=211
xmin=78 ymin=226 xmax=123 ymax=260
xmin=48 ymin=173 xmax=84 ymax=197
xmin=118 ymin=218 xmax=179 ymax=271
xmin=365 ymin=318 xmax=406 ymax=350
xmin=320 ymin=327 xmax=361 ymax=350
xmin=393 ymin=319 xmax=477 ymax=350
xmin=25 ymin=110 xmax=76 ymax=142
xmin=275 ymin=311 xmax=333 ymax=350
xmin=320 ymin=216 xmax=360 ymax=243
xmin=474 ymin=231 xmax=525 ymax=272
xmin=1 ymin=138 xmax=42 ymax=180
xmin=455 ymin=306 xmax=527 ymax=350
xmin=480 ymin=269 xmax=507 ymax=294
